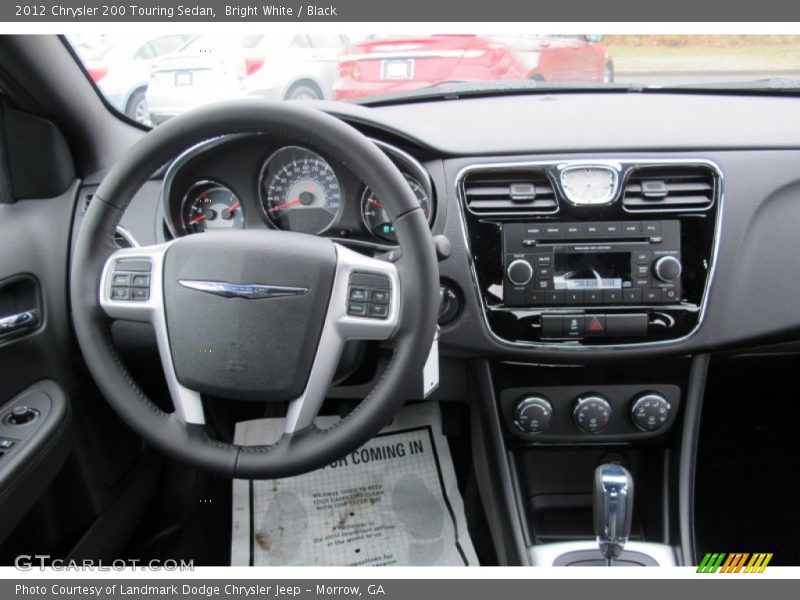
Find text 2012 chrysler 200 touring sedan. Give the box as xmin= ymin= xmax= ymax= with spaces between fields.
xmin=0 ymin=34 xmax=798 ymax=568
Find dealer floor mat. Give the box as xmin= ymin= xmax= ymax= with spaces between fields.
xmin=231 ymin=403 xmax=478 ymax=566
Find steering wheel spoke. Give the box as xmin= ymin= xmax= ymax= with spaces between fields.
xmin=99 ymin=243 xmax=205 ymax=425
xmin=284 ymin=244 xmax=400 ymax=434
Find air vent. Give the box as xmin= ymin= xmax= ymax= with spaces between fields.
xmin=623 ymin=165 xmax=715 ymax=211
xmin=463 ymin=170 xmax=557 ymax=214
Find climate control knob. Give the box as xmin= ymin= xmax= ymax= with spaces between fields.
xmin=513 ymin=396 xmax=553 ymax=435
xmin=572 ymin=394 xmax=612 ymax=433
xmin=630 ymin=392 xmax=672 ymax=432
xmin=653 ymin=256 xmax=682 ymax=283
xmin=506 ymin=259 xmax=533 ymax=286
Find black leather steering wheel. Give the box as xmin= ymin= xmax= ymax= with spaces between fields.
xmin=70 ymin=101 xmax=439 ymax=479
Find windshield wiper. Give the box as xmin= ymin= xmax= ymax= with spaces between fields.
xmin=352 ymin=80 xmax=634 ymax=106
xmin=666 ymin=77 xmax=800 ymax=91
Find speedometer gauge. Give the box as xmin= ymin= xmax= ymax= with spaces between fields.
xmin=361 ymin=175 xmax=432 ymax=242
xmin=181 ymin=181 xmax=244 ymax=234
xmin=260 ymin=146 xmax=343 ymax=234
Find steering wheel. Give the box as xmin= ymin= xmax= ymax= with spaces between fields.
xmin=70 ymin=101 xmax=439 ymax=479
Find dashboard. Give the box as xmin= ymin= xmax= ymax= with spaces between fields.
xmin=75 ymin=91 xmax=800 ymax=363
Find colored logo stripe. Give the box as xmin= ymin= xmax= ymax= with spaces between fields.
xmin=697 ymin=552 xmax=772 ymax=573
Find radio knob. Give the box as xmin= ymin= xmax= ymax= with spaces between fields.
xmin=513 ymin=396 xmax=553 ymax=435
xmin=506 ymin=259 xmax=533 ymax=286
xmin=630 ymin=392 xmax=672 ymax=432
xmin=653 ymin=256 xmax=682 ymax=282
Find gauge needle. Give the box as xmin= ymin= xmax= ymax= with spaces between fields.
xmin=228 ymin=200 xmax=240 ymax=213
xmin=367 ymin=197 xmax=384 ymax=209
xmin=269 ymin=198 xmax=302 ymax=213
xmin=188 ymin=214 xmax=207 ymax=225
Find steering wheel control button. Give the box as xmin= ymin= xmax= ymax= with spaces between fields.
xmin=111 ymin=260 xmax=154 ymax=302
xmin=4 ymin=405 xmax=39 ymax=426
xmin=370 ymin=289 xmax=389 ymax=303
xmin=347 ymin=302 xmax=367 ymax=317
xmin=348 ymin=272 xmax=391 ymax=319
xmin=111 ymin=286 xmax=131 ymax=300
xmin=631 ymin=393 xmax=672 ymax=432
xmin=368 ymin=303 xmax=389 ymax=318
xmin=349 ymin=288 xmax=368 ymax=302
xmin=572 ymin=394 xmax=612 ymax=433
xmin=506 ymin=258 xmax=534 ymax=286
xmin=112 ymin=273 xmax=131 ymax=286
xmin=513 ymin=396 xmax=553 ymax=435
xmin=132 ymin=274 xmax=151 ymax=288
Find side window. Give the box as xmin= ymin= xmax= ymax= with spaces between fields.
xmin=133 ymin=43 xmax=155 ymax=60
xmin=290 ymin=35 xmax=310 ymax=49
xmin=308 ymin=35 xmax=345 ymax=48
xmin=149 ymin=35 xmax=189 ymax=57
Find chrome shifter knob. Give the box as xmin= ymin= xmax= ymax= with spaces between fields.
xmin=593 ymin=463 xmax=634 ymax=562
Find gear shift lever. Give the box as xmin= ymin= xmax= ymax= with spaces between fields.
xmin=593 ymin=463 xmax=634 ymax=564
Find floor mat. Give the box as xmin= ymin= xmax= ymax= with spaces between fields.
xmin=231 ymin=403 xmax=479 ymax=566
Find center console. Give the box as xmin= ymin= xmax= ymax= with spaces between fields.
xmin=457 ymin=159 xmax=721 ymax=347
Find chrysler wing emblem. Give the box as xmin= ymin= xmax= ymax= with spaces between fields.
xmin=178 ymin=279 xmax=309 ymax=299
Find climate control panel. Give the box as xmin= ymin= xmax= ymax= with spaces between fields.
xmin=501 ymin=384 xmax=679 ymax=442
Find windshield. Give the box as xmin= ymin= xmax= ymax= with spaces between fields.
xmin=66 ymin=33 xmax=800 ymax=126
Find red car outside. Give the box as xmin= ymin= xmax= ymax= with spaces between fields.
xmin=333 ymin=34 xmax=613 ymax=101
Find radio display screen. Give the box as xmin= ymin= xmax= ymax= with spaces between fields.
xmin=553 ymin=252 xmax=631 ymax=290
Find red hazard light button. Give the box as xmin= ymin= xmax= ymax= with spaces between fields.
xmin=585 ymin=315 xmax=606 ymax=336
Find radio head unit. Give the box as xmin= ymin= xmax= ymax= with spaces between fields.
xmin=503 ymin=220 xmax=682 ymax=308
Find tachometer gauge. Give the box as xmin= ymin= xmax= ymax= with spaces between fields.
xmin=361 ymin=175 xmax=432 ymax=242
xmin=181 ymin=181 xmax=244 ymax=234
xmin=260 ymin=146 xmax=343 ymax=234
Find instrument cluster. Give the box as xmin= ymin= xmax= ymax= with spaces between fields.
xmin=162 ymin=134 xmax=435 ymax=245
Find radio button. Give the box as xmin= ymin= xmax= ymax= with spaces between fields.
xmin=536 ymin=278 xmax=552 ymax=290
xmin=643 ymin=222 xmax=661 ymax=235
xmin=535 ymin=265 xmax=552 ymax=278
xmin=522 ymin=239 xmax=537 ymax=247
xmin=583 ymin=223 xmax=602 ymax=236
xmin=633 ymin=277 xmax=650 ymax=287
xmin=585 ymin=290 xmax=603 ymax=304
xmin=543 ymin=224 xmax=563 ymax=236
xmin=565 ymin=290 xmax=584 ymax=304
xmin=534 ymin=254 xmax=552 ymax=265
xmin=622 ymin=222 xmax=642 ymax=235
xmin=565 ymin=224 xmax=581 ymax=235
xmin=662 ymin=288 xmax=679 ymax=303
xmin=602 ymin=222 xmax=621 ymax=235
xmin=545 ymin=291 xmax=564 ymax=305
xmin=623 ymin=289 xmax=642 ymax=304
xmin=526 ymin=291 xmax=545 ymax=305
xmin=634 ymin=264 xmax=650 ymax=277
xmin=643 ymin=289 xmax=660 ymax=303
xmin=507 ymin=259 xmax=534 ymax=286
xmin=604 ymin=289 xmax=622 ymax=304
xmin=633 ymin=250 xmax=652 ymax=263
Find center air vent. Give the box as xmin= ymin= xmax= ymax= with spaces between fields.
xmin=463 ymin=170 xmax=557 ymax=214
xmin=623 ymin=165 xmax=716 ymax=211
